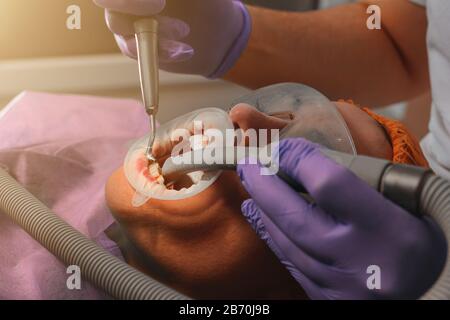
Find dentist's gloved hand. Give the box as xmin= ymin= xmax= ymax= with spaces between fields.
xmin=93 ymin=0 xmax=251 ymax=78
xmin=237 ymin=138 xmax=447 ymax=300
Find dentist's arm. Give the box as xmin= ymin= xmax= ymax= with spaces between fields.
xmin=227 ymin=0 xmax=429 ymax=107
xmin=237 ymin=138 xmax=447 ymax=300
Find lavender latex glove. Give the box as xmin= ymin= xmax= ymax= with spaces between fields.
xmin=237 ymin=138 xmax=447 ymax=300
xmin=93 ymin=0 xmax=251 ymax=78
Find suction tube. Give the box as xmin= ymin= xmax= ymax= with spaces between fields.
xmin=0 ymin=168 xmax=188 ymax=300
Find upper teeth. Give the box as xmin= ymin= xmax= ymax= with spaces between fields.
xmin=148 ymin=162 xmax=165 ymax=185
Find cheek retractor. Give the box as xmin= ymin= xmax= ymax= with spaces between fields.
xmin=123 ymin=108 xmax=234 ymax=207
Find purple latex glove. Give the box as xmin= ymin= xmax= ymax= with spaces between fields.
xmin=93 ymin=0 xmax=251 ymax=78
xmin=237 ymin=138 xmax=447 ymax=300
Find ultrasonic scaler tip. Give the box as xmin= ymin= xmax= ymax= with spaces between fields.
xmin=145 ymin=115 xmax=157 ymax=161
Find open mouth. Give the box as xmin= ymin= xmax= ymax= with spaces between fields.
xmin=124 ymin=108 xmax=234 ymax=207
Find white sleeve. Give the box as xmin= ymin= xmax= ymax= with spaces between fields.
xmin=410 ymin=0 xmax=426 ymax=6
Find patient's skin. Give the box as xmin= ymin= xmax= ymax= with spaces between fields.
xmin=105 ymin=102 xmax=391 ymax=299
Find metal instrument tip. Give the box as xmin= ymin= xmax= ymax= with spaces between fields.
xmin=145 ymin=114 xmax=157 ymax=162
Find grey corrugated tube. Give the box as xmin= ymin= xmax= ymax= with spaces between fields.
xmin=0 ymin=168 xmax=188 ymax=300
xmin=420 ymin=175 xmax=450 ymax=300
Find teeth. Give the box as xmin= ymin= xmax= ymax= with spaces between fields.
xmin=156 ymin=176 xmax=165 ymax=185
xmin=148 ymin=162 xmax=160 ymax=177
xmin=166 ymin=181 xmax=175 ymax=190
xmin=148 ymin=161 xmax=165 ymax=185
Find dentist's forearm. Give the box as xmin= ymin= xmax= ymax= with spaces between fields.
xmin=225 ymin=1 xmax=429 ymax=107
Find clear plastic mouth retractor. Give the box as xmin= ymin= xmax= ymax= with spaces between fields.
xmin=124 ymin=108 xmax=234 ymax=207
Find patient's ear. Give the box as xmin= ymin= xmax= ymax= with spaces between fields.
xmin=229 ymin=103 xmax=290 ymax=131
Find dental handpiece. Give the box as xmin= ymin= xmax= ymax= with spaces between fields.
xmin=135 ymin=18 xmax=159 ymax=161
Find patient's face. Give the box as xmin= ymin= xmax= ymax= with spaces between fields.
xmin=105 ymin=102 xmax=392 ymax=299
